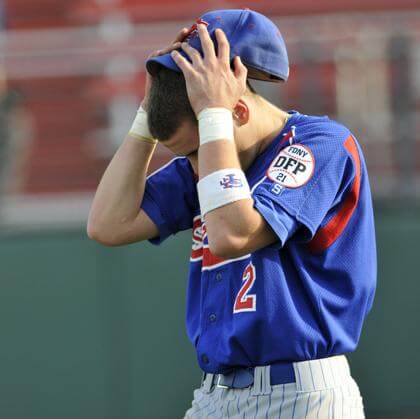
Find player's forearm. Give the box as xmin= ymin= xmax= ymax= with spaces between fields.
xmin=87 ymin=135 xmax=155 ymax=239
xmin=198 ymin=139 xmax=240 ymax=177
xmin=199 ymin=139 xmax=262 ymax=257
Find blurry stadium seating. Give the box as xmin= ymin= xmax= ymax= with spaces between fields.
xmin=5 ymin=0 xmax=420 ymax=29
xmin=1 ymin=0 xmax=419 ymax=204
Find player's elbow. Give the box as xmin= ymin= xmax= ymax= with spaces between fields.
xmin=86 ymin=219 xmax=123 ymax=247
xmin=208 ymin=233 xmax=248 ymax=259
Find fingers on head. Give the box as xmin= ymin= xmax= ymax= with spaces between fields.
xmin=175 ymin=27 xmax=190 ymax=42
xmin=215 ymin=29 xmax=230 ymax=63
xmin=234 ymin=56 xmax=248 ymax=80
xmin=181 ymin=42 xmax=203 ymax=66
xmin=162 ymin=42 xmax=182 ymax=55
xmin=149 ymin=40 xmax=182 ymax=59
xmin=171 ymin=50 xmax=195 ymax=76
xmin=197 ymin=24 xmax=215 ymax=59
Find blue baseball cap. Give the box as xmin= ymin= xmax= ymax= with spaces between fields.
xmin=146 ymin=9 xmax=289 ymax=82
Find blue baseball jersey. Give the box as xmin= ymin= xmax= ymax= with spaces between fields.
xmin=141 ymin=111 xmax=377 ymax=374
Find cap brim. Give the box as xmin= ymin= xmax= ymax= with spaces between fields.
xmin=246 ymin=66 xmax=285 ymax=82
xmin=146 ymin=51 xmax=185 ymax=76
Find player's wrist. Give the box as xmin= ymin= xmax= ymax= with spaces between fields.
xmin=197 ymin=107 xmax=234 ymax=146
xmin=128 ymin=105 xmax=158 ymax=144
xmin=197 ymin=168 xmax=251 ymax=216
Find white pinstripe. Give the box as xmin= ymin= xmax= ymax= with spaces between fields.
xmin=330 ymin=389 xmax=334 ymax=419
xmin=207 ymin=389 xmax=220 ymax=418
xmin=278 ymin=384 xmax=285 ymax=419
xmin=183 ymin=356 xmax=365 ymax=419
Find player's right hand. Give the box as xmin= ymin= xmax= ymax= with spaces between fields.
xmin=141 ymin=27 xmax=190 ymax=111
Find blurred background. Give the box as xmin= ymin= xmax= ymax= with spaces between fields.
xmin=0 ymin=0 xmax=419 ymax=418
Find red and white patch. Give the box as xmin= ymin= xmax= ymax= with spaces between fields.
xmin=266 ymin=144 xmax=315 ymax=189
xmin=190 ymin=215 xmax=204 ymax=261
xmin=190 ymin=215 xmax=251 ymax=270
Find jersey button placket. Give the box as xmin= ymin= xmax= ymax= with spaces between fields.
xmin=198 ymin=269 xmax=224 ymax=371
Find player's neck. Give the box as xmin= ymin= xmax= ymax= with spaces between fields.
xmin=237 ymin=98 xmax=289 ymax=172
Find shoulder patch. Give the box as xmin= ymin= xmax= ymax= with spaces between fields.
xmin=266 ymin=144 xmax=315 ymax=188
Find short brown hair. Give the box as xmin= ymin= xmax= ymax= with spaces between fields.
xmin=147 ymin=67 xmax=195 ymax=141
xmin=147 ymin=67 xmax=256 ymax=141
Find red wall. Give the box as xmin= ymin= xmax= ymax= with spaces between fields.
xmin=5 ymin=0 xmax=420 ymax=29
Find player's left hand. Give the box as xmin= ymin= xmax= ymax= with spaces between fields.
xmin=171 ymin=24 xmax=248 ymax=116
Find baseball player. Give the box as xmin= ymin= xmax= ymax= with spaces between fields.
xmin=88 ymin=9 xmax=376 ymax=419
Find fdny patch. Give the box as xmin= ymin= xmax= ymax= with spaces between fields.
xmin=267 ymin=144 xmax=315 ymax=188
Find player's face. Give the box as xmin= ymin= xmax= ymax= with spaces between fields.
xmin=160 ymin=119 xmax=199 ymax=157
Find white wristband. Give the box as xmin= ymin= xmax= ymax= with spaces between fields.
xmin=129 ymin=105 xmax=157 ymax=144
xmin=197 ymin=108 xmax=234 ymax=145
xmin=197 ymin=168 xmax=251 ymax=216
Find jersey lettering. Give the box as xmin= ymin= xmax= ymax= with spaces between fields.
xmin=233 ymin=262 xmax=257 ymax=313
xmin=191 ymin=216 xmax=251 ymax=270
xmin=191 ymin=215 xmax=204 ymax=261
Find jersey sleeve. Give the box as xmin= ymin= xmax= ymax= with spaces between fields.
xmin=140 ymin=157 xmax=198 ymax=245
xmin=252 ymin=122 xmax=359 ymax=248
xmin=252 ymin=193 xmax=298 ymax=248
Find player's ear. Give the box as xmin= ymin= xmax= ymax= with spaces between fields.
xmin=233 ymin=99 xmax=249 ymax=126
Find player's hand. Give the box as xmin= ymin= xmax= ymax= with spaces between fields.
xmin=171 ymin=24 xmax=247 ymax=116
xmin=141 ymin=27 xmax=189 ymax=111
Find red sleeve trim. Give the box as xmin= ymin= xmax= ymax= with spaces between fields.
xmin=308 ymin=135 xmax=361 ymax=253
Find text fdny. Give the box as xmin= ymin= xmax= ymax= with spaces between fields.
xmin=288 ymin=146 xmax=308 ymax=159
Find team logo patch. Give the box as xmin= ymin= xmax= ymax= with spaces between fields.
xmin=267 ymin=144 xmax=315 ymax=188
xmin=220 ymin=174 xmax=243 ymax=189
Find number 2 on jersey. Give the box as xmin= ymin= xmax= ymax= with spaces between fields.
xmin=233 ymin=262 xmax=257 ymax=313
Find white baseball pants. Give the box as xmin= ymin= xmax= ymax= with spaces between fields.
xmin=184 ymin=355 xmax=364 ymax=418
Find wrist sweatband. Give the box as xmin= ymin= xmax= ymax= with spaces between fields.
xmin=197 ymin=108 xmax=234 ymax=145
xmin=129 ymin=105 xmax=157 ymax=144
xmin=197 ymin=168 xmax=251 ymax=216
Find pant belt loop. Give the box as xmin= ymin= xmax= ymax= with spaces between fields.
xmin=202 ymin=373 xmax=215 ymax=394
xmin=293 ymin=361 xmax=305 ymax=392
xmin=251 ymin=366 xmax=271 ymax=396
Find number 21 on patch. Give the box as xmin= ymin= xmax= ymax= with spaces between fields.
xmin=233 ymin=262 xmax=257 ymax=313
